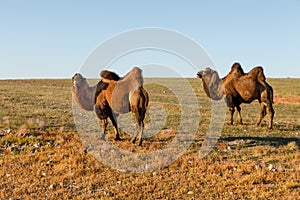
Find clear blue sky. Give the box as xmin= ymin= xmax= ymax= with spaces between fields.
xmin=0 ymin=0 xmax=300 ymax=79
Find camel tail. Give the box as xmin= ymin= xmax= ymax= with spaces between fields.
xmin=143 ymin=87 xmax=149 ymax=108
xmin=137 ymin=87 xmax=149 ymax=120
xmin=253 ymin=66 xmax=273 ymax=103
xmin=141 ymin=88 xmax=149 ymax=120
xmin=263 ymin=81 xmax=274 ymax=104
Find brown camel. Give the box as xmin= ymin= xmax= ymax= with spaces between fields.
xmin=95 ymin=67 xmax=149 ymax=145
xmin=197 ymin=62 xmax=274 ymax=129
xmin=72 ymin=67 xmax=149 ymax=145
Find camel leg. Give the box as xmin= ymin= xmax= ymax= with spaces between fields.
xmin=137 ymin=120 xmax=144 ymax=146
xmin=137 ymin=109 xmax=146 ymax=146
xmin=228 ymin=107 xmax=234 ymax=125
xmin=95 ymin=104 xmax=108 ymax=140
xmin=266 ymin=102 xmax=275 ymax=129
xmin=257 ymin=103 xmax=266 ymax=127
xmin=235 ymin=105 xmax=243 ymax=124
xmin=108 ymin=112 xmax=120 ymax=140
xmin=131 ymin=133 xmax=137 ymax=144
xmin=100 ymin=119 xmax=108 ymax=140
xmin=259 ymin=88 xmax=274 ymax=129
xmin=131 ymin=110 xmax=138 ymax=144
xmin=131 ymin=120 xmax=143 ymax=145
xmin=131 ymin=119 xmax=139 ymax=144
xmin=131 ymin=110 xmax=144 ymax=145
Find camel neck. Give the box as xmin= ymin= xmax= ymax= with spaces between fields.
xmin=202 ymin=76 xmax=224 ymax=100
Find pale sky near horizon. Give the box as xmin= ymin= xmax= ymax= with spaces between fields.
xmin=0 ymin=0 xmax=300 ymax=79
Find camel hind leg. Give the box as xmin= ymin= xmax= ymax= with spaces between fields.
xmin=267 ymin=102 xmax=274 ymax=129
xmin=131 ymin=114 xmax=143 ymax=145
xmin=257 ymin=102 xmax=267 ymax=127
xmin=266 ymin=84 xmax=274 ymax=129
xmin=131 ymin=109 xmax=145 ymax=146
xmin=257 ymin=101 xmax=274 ymax=129
xmin=130 ymin=88 xmax=148 ymax=146
xmin=136 ymin=120 xmax=144 ymax=146
xmin=258 ymin=86 xmax=274 ymax=129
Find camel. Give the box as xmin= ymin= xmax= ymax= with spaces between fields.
xmin=72 ymin=67 xmax=149 ymax=145
xmin=197 ymin=62 xmax=274 ymax=129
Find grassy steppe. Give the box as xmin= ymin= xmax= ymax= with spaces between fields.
xmin=0 ymin=78 xmax=299 ymax=199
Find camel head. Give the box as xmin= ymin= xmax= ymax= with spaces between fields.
xmin=197 ymin=67 xmax=224 ymax=100
xmin=197 ymin=68 xmax=222 ymax=85
xmin=197 ymin=67 xmax=218 ymax=79
xmin=71 ymin=73 xmax=96 ymax=111
xmin=72 ymin=73 xmax=88 ymax=88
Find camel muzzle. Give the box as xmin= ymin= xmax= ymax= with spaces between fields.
xmin=197 ymin=71 xmax=203 ymax=78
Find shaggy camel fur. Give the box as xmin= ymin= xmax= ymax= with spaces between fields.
xmin=197 ymin=63 xmax=274 ymax=129
xmin=94 ymin=67 xmax=149 ymax=145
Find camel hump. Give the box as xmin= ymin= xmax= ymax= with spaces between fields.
xmin=110 ymin=67 xmax=144 ymax=113
xmin=248 ymin=66 xmax=266 ymax=82
xmin=223 ymin=62 xmax=245 ymax=82
xmin=231 ymin=62 xmax=245 ymax=75
xmin=100 ymin=70 xmax=121 ymax=81
xmin=229 ymin=62 xmax=245 ymax=78
xmin=121 ymin=67 xmax=143 ymax=87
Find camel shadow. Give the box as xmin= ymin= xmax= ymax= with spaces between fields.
xmin=221 ymin=136 xmax=300 ymax=148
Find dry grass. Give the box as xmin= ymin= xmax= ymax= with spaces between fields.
xmin=0 ymin=78 xmax=299 ymax=199
xmin=274 ymin=94 xmax=300 ymax=105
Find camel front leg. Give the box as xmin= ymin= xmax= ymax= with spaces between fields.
xmin=235 ymin=105 xmax=243 ymax=124
xmin=108 ymin=112 xmax=120 ymax=140
xmin=100 ymin=119 xmax=108 ymax=140
xmin=228 ymin=107 xmax=234 ymax=125
xmin=94 ymin=104 xmax=109 ymax=140
xmin=267 ymin=102 xmax=275 ymax=129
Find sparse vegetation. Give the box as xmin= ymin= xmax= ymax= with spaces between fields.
xmin=0 ymin=78 xmax=299 ymax=199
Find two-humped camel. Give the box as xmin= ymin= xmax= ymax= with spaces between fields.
xmin=197 ymin=63 xmax=274 ymax=129
xmin=72 ymin=67 xmax=149 ymax=145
